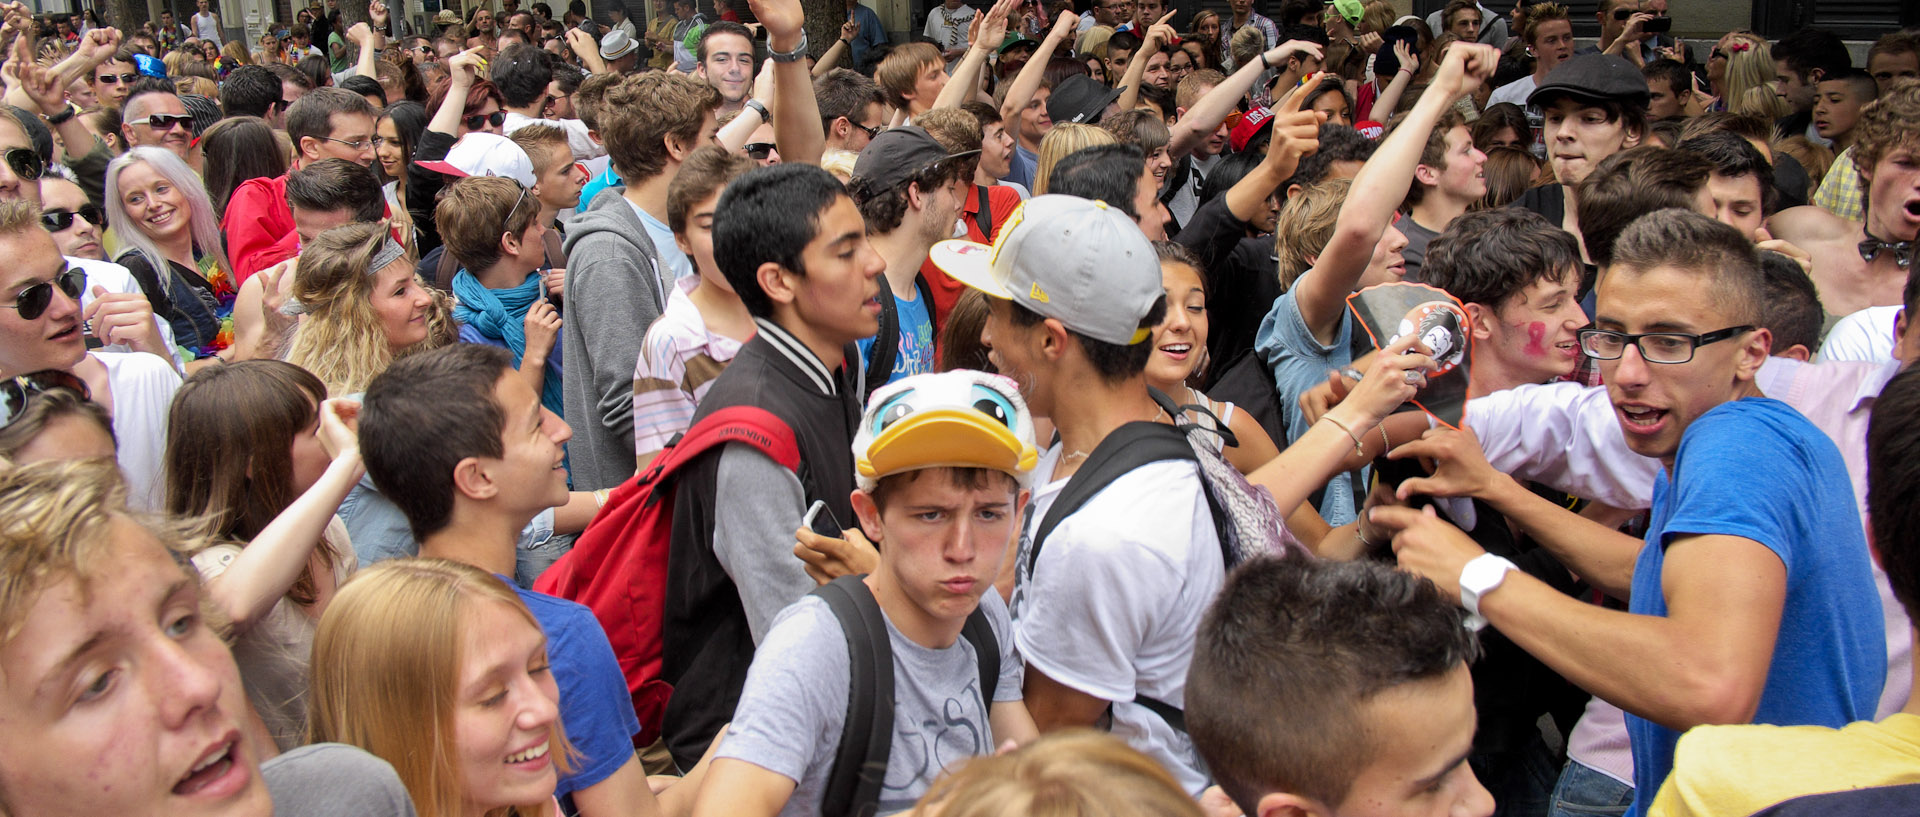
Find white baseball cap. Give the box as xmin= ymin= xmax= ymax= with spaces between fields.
xmin=414 ymin=133 xmax=537 ymax=188
xmin=929 ymin=195 xmax=1163 ymax=346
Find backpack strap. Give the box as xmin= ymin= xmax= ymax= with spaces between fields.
xmin=812 ymin=576 xmax=896 ymax=817
xmin=959 ymin=607 xmax=998 ymax=705
xmin=972 ymin=185 xmax=993 ymax=239
xmin=865 ymin=272 xmax=900 ymax=401
xmin=647 ymin=406 xmax=802 ymax=482
xmin=1028 ymin=420 xmax=1195 ymax=574
xmin=1132 ymin=694 xmax=1187 ymax=732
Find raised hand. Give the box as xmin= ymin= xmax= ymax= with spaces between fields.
xmin=318 ymin=398 xmax=361 ymax=460
xmin=77 ymin=27 xmax=121 ymax=65
xmin=523 ymin=298 xmax=562 ymax=362
xmin=1392 ymin=38 xmax=1417 ymax=76
xmin=1430 ymin=41 xmax=1498 ymax=100
xmin=1326 ymin=330 xmax=1434 ymax=432
xmin=449 ymin=47 xmax=486 ymax=85
xmin=745 ymin=0 xmax=804 ymax=42
xmin=369 ymin=0 xmax=390 ymax=29
xmin=840 ymin=18 xmax=860 ymax=42
xmin=15 ymin=59 xmax=65 ymax=113
xmin=1262 ymin=72 xmax=1326 ymax=187
xmin=83 ymin=286 xmax=161 ymax=354
xmin=1045 ymin=3 xmax=1077 ymax=42
xmin=1261 ymin=38 xmax=1323 ymax=70
xmin=1145 ymin=10 xmax=1176 ymax=50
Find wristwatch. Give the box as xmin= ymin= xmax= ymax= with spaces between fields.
xmin=768 ymin=31 xmax=808 ymax=63
xmin=1458 ymin=553 xmax=1517 ymax=632
xmin=43 ymin=103 xmax=78 ymax=126
xmin=743 ymin=98 xmax=769 ymax=120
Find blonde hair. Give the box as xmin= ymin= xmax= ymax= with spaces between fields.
xmin=105 ymin=147 xmax=235 ymax=282
xmin=916 ymin=730 xmax=1206 ymax=817
xmin=284 ymin=222 xmax=421 ymax=396
xmin=1359 ymin=0 xmax=1395 ymax=33
xmin=1033 ymin=123 xmax=1117 ymax=195
xmin=1076 ymin=25 xmax=1114 ymax=62
xmin=1724 ymin=35 xmax=1786 ymax=120
xmin=308 ymin=559 xmax=574 ymax=817
xmin=1276 ymin=177 xmax=1351 ymax=289
xmin=820 ymin=148 xmax=860 ymax=182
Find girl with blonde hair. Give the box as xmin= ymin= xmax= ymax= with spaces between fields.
xmin=915 ymin=730 xmax=1206 ymax=817
xmin=1723 ymin=35 xmax=1787 ymax=120
xmin=309 ymin=558 xmax=574 ymax=817
xmin=283 ymin=222 xmax=436 ymax=395
xmin=105 ymin=146 xmax=238 ymax=369
xmin=1032 ymin=122 xmax=1117 ymax=195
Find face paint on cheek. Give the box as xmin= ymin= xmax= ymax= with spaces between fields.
xmin=1523 ymin=321 xmax=1548 ymax=356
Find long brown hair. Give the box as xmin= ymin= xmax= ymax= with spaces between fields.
xmin=163 ymin=359 xmax=338 ymax=605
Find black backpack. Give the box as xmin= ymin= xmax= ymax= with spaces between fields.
xmin=811 ymin=575 xmax=1000 ymax=817
xmin=864 ymin=272 xmax=939 ymax=402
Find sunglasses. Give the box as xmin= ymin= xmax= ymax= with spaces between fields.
xmin=1612 ymin=8 xmax=1635 ymax=19
xmin=465 ymin=111 xmax=508 ymax=130
xmin=2 ymin=148 xmax=43 ymax=182
xmin=2 ymin=266 xmax=83 ymax=321
xmin=134 ymin=113 xmax=195 ymax=131
xmin=95 ymin=72 xmax=138 ymax=84
xmin=745 ymin=142 xmax=776 ymax=160
xmin=0 ymin=369 xmax=91 ymax=431
xmin=40 ymin=204 xmax=103 ymax=232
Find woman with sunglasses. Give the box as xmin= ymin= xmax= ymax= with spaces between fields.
xmin=105 ymin=146 xmax=240 ymax=372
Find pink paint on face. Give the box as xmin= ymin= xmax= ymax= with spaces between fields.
xmin=1524 ymin=321 xmax=1548 ymax=356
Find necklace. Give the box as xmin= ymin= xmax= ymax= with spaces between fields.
xmin=1860 ymin=227 xmax=1916 ymax=270
xmin=1059 ymin=401 xmax=1167 ymax=463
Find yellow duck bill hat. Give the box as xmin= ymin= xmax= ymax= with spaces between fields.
xmin=853 ymin=370 xmax=1041 ymax=491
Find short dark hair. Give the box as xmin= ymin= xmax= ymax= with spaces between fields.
xmin=266 ymin=61 xmax=314 ymax=92
xmin=713 ymin=164 xmax=850 ymax=319
xmin=1423 ymin=209 xmax=1580 ymax=309
xmin=1869 ymin=367 xmax=1920 ymax=620
xmin=961 ymin=100 xmax=1003 ymax=127
xmin=1642 ymin=58 xmax=1689 ymax=103
xmin=1048 ymin=143 xmax=1147 ymax=219
xmin=1406 ymin=107 xmax=1467 ymax=205
xmin=285 ymin=158 xmax=385 ymax=222
xmin=1822 ymin=66 xmax=1881 ymax=102
xmin=815 ymin=68 xmax=884 ymax=131
xmin=1189 ymin=552 xmax=1479 ymax=813
xmin=1136 ymin=83 xmax=1176 ymax=118
xmin=339 ymin=75 xmax=388 ymax=107
xmin=868 ymin=467 xmax=1018 ymax=512
xmin=1755 ymin=251 xmax=1823 ymax=356
xmin=1772 ymin=28 xmax=1851 ymax=85
xmin=1198 ymin=150 xmax=1262 ymax=206
xmin=1573 ymin=146 xmax=1710 ymax=269
xmin=1283 ymin=123 xmax=1376 ymax=196
xmin=668 ymin=144 xmax=756 ymax=235
xmin=1678 ymin=130 xmax=1777 ymax=215
xmin=1610 ymin=209 xmax=1766 ymax=329
xmin=1109 ymin=30 xmax=1142 ymax=57
xmin=360 ymin=344 xmax=514 ymax=541
xmin=698 ymin=20 xmax=754 ymax=63
xmin=848 ymin=151 xmax=971 ymax=235
xmin=220 ymin=65 xmax=284 ymax=119
xmin=1009 ymin=296 xmax=1166 ymax=383
xmin=286 ymin=87 xmax=378 ymax=146
xmin=492 ymin=43 xmax=554 ymax=109
xmin=1531 ymin=92 xmax=1647 ymax=146
xmin=122 ymin=77 xmax=180 ymax=121
xmin=298 ymin=53 xmax=331 ymax=89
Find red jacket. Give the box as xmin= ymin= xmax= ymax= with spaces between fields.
xmin=224 ymin=174 xmax=293 ymax=286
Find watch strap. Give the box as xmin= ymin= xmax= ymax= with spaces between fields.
xmin=44 ymin=103 xmax=77 ymax=125
xmin=1458 ymin=553 xmax=1517 ymax=632
xmin=743 ymin=98 xmax=769 ymax=120
xmin=768 ymin=31 xmax=808 ymax=63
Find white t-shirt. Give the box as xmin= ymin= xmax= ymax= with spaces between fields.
xmin=97 ymin=350 xmax=185 ymax=511
xmin=1820 ymin=305 xmax=1900 ymax=363
xmin=74 ymin=255 xmax=183 ymax=370
xmin=923 ymin=4 xmax=976 ymax=52
xmin=1487 ymin=74 xmax=1536 ymax=108
xmin=1010 ymin=444 xmax=1222 ymax=795
xmin=191 ymin=10 xmax=221 ymax=40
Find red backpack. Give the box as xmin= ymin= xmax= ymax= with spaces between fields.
xmin=534 ymin=406 xmax=798 ymax=741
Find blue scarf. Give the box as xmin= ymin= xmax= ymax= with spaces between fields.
xmin=452 ymin=270 xmax=565 ymax=415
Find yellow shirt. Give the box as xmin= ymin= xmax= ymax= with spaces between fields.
xmin=1651 ymin=713 xmax=1920 ymax=817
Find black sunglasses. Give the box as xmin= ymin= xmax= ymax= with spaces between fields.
xmin=3 ymin=148 xmax=43 ymax=182
xmin=95 ymin=72 xmax=138 ymax=84
xmin=745 ymin=142 xmax=776 ymax=160
xmin=40 ymin=204 xmax=103 ymax=232
xmin=465 ymin=111 xmax=508 ymax=130
xmin=2 ymin=266 xmax=83 ymax=321
xmin=135 ymin=113 xmax=196 ymax=131
xmin=0 ymin=369 xmax=91 ymax=431
xmin=1612 ymin=8 xmax=1634 ymax=19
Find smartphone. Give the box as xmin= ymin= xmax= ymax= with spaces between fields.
xmin=1643 ymin=15 xmax=1670 ymax=32
xmin=803 ymin=499 xmax=843 ymax=535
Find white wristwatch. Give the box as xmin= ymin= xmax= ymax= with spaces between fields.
xmin=1457 ymin=553 xmax=1517 ymax=632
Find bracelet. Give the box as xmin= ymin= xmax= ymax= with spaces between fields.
xmin=592 ymin=489 xmax=611 ymax=509
xmin=1356 ymin=524 xmax=1384 ymax=550
xmin=1397 ymin=66 xmax=1414 ymax=75
xmin=743 ymin=98 xmax=769 ymax=121
xmin=1379 ymin=422 xmax=1392 ymax=453
xmin=1258 ymin=51 xmax=1271 ymax=70
xmin=767 ymin=31 xmax=808 ymax=63
xmin=1323 ymin=414 xmax=1365 ymax=457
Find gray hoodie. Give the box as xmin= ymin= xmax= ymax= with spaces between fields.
xmin=561 ymin=187 xmax=670 ymax=491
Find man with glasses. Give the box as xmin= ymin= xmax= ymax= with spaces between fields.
xmin=119 ymin=79 xmax=193 ymax=160
xmin=1373 ymin=209 xmax=1887 ymax=817
xmin=86 ymin=46 xmax=138 ymax=108
xmin=1080 ymin=0 xmax=1124 ymax=32
xmin=224 ymin=87 xmax=381 ymax=284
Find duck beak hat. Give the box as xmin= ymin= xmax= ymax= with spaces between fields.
xmin=853 ymin=370 xmax=1040 ymax=491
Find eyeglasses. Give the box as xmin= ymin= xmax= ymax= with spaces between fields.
xmin=40 ymin=204 xmax=103 ymax=232
xmin=1612 ymin=8 xmax=1636 ymax=20
xmin=1577 ymin=325 xmax=1754 ymax=364
xmin=95 ymin=72 xmax=138 ymax=84
xmin=133 ymin=113 xmax=195 ymax=131
xmin=1 ymin=266 xmax=84 ymax=321
xmin=853 ymin=122 xmax=884 ymax=140
xmin=2 ymin=148 xmax=43 ymax=182
xmin=0 ymin=370 xmax=91 ymax=431
xmin=465 ymin=111 xmax=508 ymax=130
xmin=321 ymin=135 xmax=376 ymax=150
xmin=745 ymin=142 xmax=776 ymax=160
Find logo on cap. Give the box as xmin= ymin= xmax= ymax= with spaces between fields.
xmin=1029 ymin=282 xmax=1050 ymax=303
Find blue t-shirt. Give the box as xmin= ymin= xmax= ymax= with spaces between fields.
xmin=509 ymin=582 xmax=644 ymax=798
xmin=1252 ymin=277 xmax=1359 ymax=524
xmin=856 ymin=288 xmax=936 ymax=386
xmin=1624 ymin=398 xmax=1885 ymax=817
xmin=580 ymin=168 xmax=622 ymax=215
xmin=1006 ymin=143 xmax=1038 ymax=191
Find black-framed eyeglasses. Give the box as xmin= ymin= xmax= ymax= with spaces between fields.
xmin=853 ymin=122 xmax=883 ymax=140
xmin=1 ymin=369 xmax=91 ymax=431
xmin=3 ymin=148 xmax=44 ymax=182
xmin=321 ymin=135 xmax=376 ymax=150
xmin=1709 ymin=48 xmax=1726 ymax=60
xmin=95 ymin=72 xmax=138 ymax=84
xmin=133 ymin=113 xmax=195 ymax=131
xmin=745 ymin=142 xmax=776 ymax=161
xmin=1577 ymin=325 xmax=1755 ymax=364
xmin=1 ymin=266 xmax=83 ymax=321
xmin=465 ymin=111 xmax=508 ymax=130
xmin=40 ymin=204 xmax=103 ymax=232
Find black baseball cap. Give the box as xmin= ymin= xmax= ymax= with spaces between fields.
xmin=1527 ymin=53 xmax=1652 ymax=109
xmin=851 ymin=126 xmax=981 ymax=191
xmin=1048 ymin=74 xmax=1126 ymax=126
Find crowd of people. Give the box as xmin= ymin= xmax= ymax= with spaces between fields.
xmin=2 ymin=0 xmax=1920 ymax=814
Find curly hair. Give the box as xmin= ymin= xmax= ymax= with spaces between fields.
xmin=284 ymin=222 xmax=424 ymax=395
xmin=599 ymin=72 xmax=721 ymax=182
xmin=1852 ymin=78 xmax=1920 ymax=193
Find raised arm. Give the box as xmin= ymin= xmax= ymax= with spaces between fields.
xmin=997 ymin=1 xmax=1074 ymax=122
xmin=1114 ymin=11 xmax=1175 ymax=112
xmin=933 ymin=0 xmax=1014 ymax=111
xmin=751 ymin=0 xmax=823 ymax=165
xmin=1367 ymin=39 xmax=1417 ymax=120
xmin=351 ymin=4 xmax=388 ymax=79
xmin=812 ymin=18 xmax=858 ymax=77
xmin=429 ymin=49 xmax=485 ymax=136
xmin=565 ymin=27 xmax=609 ymax=73
xmin=1293 ymin=42 xmax=1497 ymax=341
xmin=1222 ymin=77 xmax=1322 ymax=222
xmin=1169 ymin=39 xmax=1322 ymax=158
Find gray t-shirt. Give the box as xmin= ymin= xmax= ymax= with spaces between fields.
xmin=263 ymin=743 xmax=417 ymax=817
xmin=717 ymin=591 xmax=1024 ymax=816
xmin=1399 ymin=215 xmax=1441 ymax=282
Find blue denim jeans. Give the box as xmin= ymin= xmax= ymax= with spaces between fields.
xmin=1547 ymin=759 xmax=1634 ymax=817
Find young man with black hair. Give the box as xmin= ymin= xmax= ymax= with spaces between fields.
xmin=220 ymin=64 xmax=291 ymax=125
xmin=1642 ymin=57 xmax=1689 ymax=121
xmin=661 ymin=163 xmax=885 ymax=770
xmin=692 ymin=370 xmax=1039 ymax=817
xmin=846 ymin=126 xmax=977 ymax=386
xmin=358 ymin=343 xmax=679 ymax=817
xmin=1678 ymin=131 xmax=1772 ymax=240
xmin=815 ymin=68 xmax=886 ymax=154
xmin=226 ymin=158 xmax=387 ymax=362
xmin=1512 ymin=54 xmax=1649 ymax=261
xmin=1813 ymin=68 xmax=1878 ymax=154
xmin=1188 ymin=553 xmax=1494 ymax=817
xmin=1373 ymin=209 xmax=1887 ymax=817
xmin=1047 ymin=142 xmax=1169 ymax=239
xmin=1771 ymin=28 xmax=1852 ymax=141
xmin=697 ymin=21 xmax=755 ymax=117
xmin=224 ymin=87 xmax=379 ymax=284
xmin=1401 ymin=108 xmax=1487 ymax=281
xmin=494 ymin=42 xmax=602 ymax=160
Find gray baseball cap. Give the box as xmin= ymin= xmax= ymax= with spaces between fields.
xmin=929 ymin=195 xmax=1162 ymax=346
